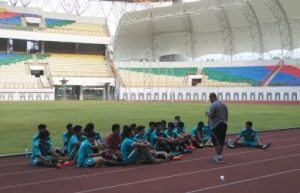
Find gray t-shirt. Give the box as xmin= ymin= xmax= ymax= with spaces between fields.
xmin=207 ymin=100 xmax=228 ymax=129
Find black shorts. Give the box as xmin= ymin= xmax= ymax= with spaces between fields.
xmin=211 ymin=122 xmax=227 ymax=146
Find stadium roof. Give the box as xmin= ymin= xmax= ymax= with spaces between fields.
xmin=114 ymin=0 xmax=300 ymax=61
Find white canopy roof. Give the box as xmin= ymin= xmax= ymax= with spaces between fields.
xmin=114 ymin=0 xmax=300 ymax=61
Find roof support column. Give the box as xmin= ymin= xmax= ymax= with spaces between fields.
xmin=239 ymin=2 xmax=264 ymax=59
xmin=266 ymin=0 xmax=293 ymax=58
xmin=182 ymin=7 xmax=195 ymax=60
xmin=214 ymin=0 xmax=236 ymax=61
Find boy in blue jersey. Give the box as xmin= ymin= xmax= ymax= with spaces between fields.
xmin=84 ymin=123 xmax=104 ymax=144
xmin=150 ymin=122 xmax=172 ymax=152
xmin=31 ymin=129 xmax=63 ymax=167
xmin=164 ymin=122 xmax=183 ymax=156
xmin=77 ymin=131 xmax=105 ymax=168
xmin=32 ymin=124 xmax=48 ymax=143
xmin=161 ymin=120 xmax=167 ymax=132
xmin=121 ymin=126 xmax=162 ymax=165
xmin=229 ymin=121 xmax=271 ymax=149
xmin=62 ymin=123 xmax=73 ymax=154
xmin=174 ymin=116 xmax=181 ymax=128
xmin=175 ymin=122 xmax=195 ymax=151
xmin=144 ymin=121 xmax=155 ymax=143
xmin=190 ymin=122 xmax=213 ymax=148
xmin=130 ymin=123 xmax=138 ymax=135
xmin=134 ymin=125 xmax=148 ymax=142
xmin=68 ymin=125 xmax=84 ymax=161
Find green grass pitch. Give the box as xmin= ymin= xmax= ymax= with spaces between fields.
xmin=0 ymin=101 xmax=299 ymax=154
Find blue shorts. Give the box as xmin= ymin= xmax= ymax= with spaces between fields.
xmin=242 ymin=141 xmax=258 ymax=147
xmin=31 ymin=155 xmax=53 ymax=166
xmin=123 ymin=150 xmax=139 ymax=164
xmin=82 ymin=157 xmax=96 ymax=167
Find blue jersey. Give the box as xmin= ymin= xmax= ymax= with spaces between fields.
xmin=239 ymin=128 xmax=257 ymax=142
xmin=32 ymin=132 xmax=52 ymax=144
xmin=121 ymin=137 xmax=136 ymax=161
xmin=31 ymin=139 xmax=52 ymax=162
xmin=77 ymin=139 xmax=94 ymax=167
xmin=191 ymin=125 xmax=211 ymax=138
xmin=150 ymin=130 xmax=168 ymax=146
xmin=174 ymin=127 xmax=186 ymax=136
xmin=134 ymin=133 xmax=145 ymax=141
xmin=164 ymin=130 xmax=178 ymax=138
xmin=62 ymin=132 xmax=72 ymax=148
xmin=203 ymin=125 xmax=212 ymax=138
xmin=144 ymin=128 xmax=154 ymax=142
xmin=68 ymin=134 xmax=83 ymax=153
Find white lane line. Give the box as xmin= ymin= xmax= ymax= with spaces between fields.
xmin=186 ymin=168 xmax=300 ymax=193
xmin=0 ymin=168 xmax=53 ymax=177
xmin=74 ymin=154 xmax=300 ymax=193
xmin=0 ymin=143 xmax=299 ymax=183
xmin=0 ymin=162 xmax=29 ymax=167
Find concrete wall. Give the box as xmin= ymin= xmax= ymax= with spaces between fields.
xmin=119 ymin=86 xmax=300 ymax=101
xmin=0 ymin=89 xmax=55 ymax=101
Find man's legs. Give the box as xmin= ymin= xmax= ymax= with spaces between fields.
xmin=211 ymin=122 xmax=227 ymax=163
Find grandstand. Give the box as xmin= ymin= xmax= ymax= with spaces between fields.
xmin=0 ymin=0 xmax=300 ymax=101
xmin=113 ymin=0 xmax=300 ymax=101
xmin=0 ymin=1 xmax=114 ymax=101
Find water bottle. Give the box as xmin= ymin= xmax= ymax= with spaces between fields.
xmin=25 ymin=148 xmax=29 ymax=158
xmin=227 ymin=138 xmax=231 ymax=145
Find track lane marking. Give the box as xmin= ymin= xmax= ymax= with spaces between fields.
xmin=0 ymin=144 xmax=299 ymax=191
xmin=74 ymin=154 xmax=300 ymax=193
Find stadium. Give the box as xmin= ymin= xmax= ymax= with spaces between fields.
xmin=0 ymin=0 xmax=299 ymax=192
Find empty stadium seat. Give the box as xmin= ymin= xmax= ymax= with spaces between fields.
xmin=269 ymin=65 xmax=300 ymax=86
xmin=202 ymin=66 xmax=272 ymax=86
xmin=37 ymin=53 xmax=111 ymax=77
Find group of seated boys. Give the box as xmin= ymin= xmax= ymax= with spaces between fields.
xmin=31 ymin=116 xmax=270 ymax=168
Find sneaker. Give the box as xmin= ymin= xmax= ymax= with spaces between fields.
xmin=262 ymin=143 xmax=271 ymax=150
xmin=172 ymin=155 xmax=183 ymax=161
xmin=210 ymin=158 xmax=224 ymax=164
xmin=171 ymin=151 xmax=181 ymax=157
xmin=227 ymin=144 xmax=236 ymax=149
xmin=55 ymin=163 xmax=64 ymax=169
xmin=63 ymin=161 xmax=76 ymax=167
xmin=188 ymin=145 xmax=196 ymax=150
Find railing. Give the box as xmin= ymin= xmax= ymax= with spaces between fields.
xmin=0 ymin=23 xmax=108 ymax=37
xmin=51 ymin=71 xmax=112 ymax=77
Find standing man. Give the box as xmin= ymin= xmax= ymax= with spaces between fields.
xmin=206 ymin=93 xmax=228 ymax=163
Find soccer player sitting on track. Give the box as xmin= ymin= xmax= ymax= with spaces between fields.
xmin=136 ymin=125 xmax=176 ymax=160
xmin=77 ymin=131 xmax=105 ymax=168
xmin=175 ymin=122 xmax=196 ymax=151
xmin=32 ymin=124 xmax=64 ymax=156
xmin=150 ymin=122 xmax=172 ymax=154
xmin=62 ymin=123 xmax=73 ymax=154
xmin=31 ymin=129 xmax=63 ymax=168
xmin=121 ymin=126 xmax=163 ymax=165
xmin=190 ymin=121 xmax=213 ymax=148
xmin=164 ymin=122 xmax=183 ymax=158
xmin=228 ymin=121 xmax=271 ymax=150
xmin=33 ymin=124 xmax=50 ymax=143
xmin=68 ymin=125 xmax=85 ymax=161
xmin=144 ymin=121 xmax=156 ymax=143
xmin=84 ymin=123 xmax=104 ymax=145
xmin=104 ymin=124 xmax=122 ymax=161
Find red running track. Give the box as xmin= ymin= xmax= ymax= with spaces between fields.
xmin=0 ymin=129 xmax=300 ymax=193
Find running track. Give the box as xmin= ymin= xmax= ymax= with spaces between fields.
xmin=0 ymin=129 xmax=300 ymax=193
